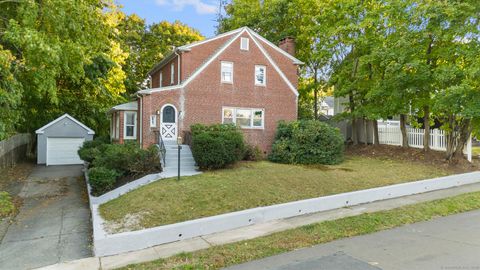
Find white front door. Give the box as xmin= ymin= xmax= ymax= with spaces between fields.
xmin=160 ymin=105 xmax=177 ymax=141
xmin=46 ymin=137 xmax=85 ymax=165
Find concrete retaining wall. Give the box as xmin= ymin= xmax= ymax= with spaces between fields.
xmin=90 ymin=170 xmax=480 ymax=256
xmin=0 ymin=134 xmax=31 ymax=169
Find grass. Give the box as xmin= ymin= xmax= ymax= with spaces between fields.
xmin=0 ymin=191 xmax=15 ymax=218
xmin=100 ymin=156 xmax=452 ymax=231
xmin=118 ymin=191 xmax=480 ymax=270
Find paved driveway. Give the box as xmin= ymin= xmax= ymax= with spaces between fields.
xmin=226 ymin=209 xmax=480 ymax=270
xmin=0 ymin=165 xmax=92 ymax=270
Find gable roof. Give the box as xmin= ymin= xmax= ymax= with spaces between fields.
xmin=35 ymin=113 xmax=95 ymax=135
xmin=139 ymin=27 xmax=303 ymax=96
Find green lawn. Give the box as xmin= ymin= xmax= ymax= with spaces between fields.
xmin=100 ymin=157 xmax=452 ymax=232
xmin=117 ymin=191 xmax=480 ymax=270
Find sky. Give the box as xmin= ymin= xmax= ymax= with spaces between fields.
xmin=117 ymin=0 xmax=219 ymax=38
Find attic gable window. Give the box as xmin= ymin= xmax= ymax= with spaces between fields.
xmin=240 ymin=37 xmax=249 ymax=51
xmin=221 ymin=61 xmax=233 ymax=83
xmin=170 ymin=63 xmax=175 ymax=85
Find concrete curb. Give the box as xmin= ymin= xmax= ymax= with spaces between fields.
xmin=36 ymin=179 xmax=480 ymax=270
xmin=91 ymin=170 xmax=480 ymax=257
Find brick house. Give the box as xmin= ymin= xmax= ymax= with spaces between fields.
xmin=109 ymin=26 xmax=303 ymax=153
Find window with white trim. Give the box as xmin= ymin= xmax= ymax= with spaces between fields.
xmin=124 ymin=111 xmax=137 ymax=139
xmin=150 ymin=115 xmax=157 ymax=127
xmin=221 ymin=61 xmax=233 ymax=83
xmin=240 ymin=37 xmax=249 ymax=51
xmin=222 ymin=107 xmax=264 ymax=129
xmin=255 ymin=65 xmax=266 ymax=86
xmin=170 ymin=63 xmax=175 ymax=85
xmin=159 ymin=72 xmax=163 ymax=87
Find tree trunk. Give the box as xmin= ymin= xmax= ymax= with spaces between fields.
xmin=400 ymin=114 xmax=408 ymax=147
xmin=372 ymin=119 xmax=379 ymax=145
xmin=454 ymin=119 xmax=471 ymax=158
xmin=363 ymin=118 xmax=368 ymax=145
xmin=349 ymin=94 xmax=358 ymax=145
xmin=423 ymin=105 xmax=430 ymax=151
xmin=445 ymin=115 xmax=457 ymax=161
xmin=313 ymin=69 xmax=318 ymax=120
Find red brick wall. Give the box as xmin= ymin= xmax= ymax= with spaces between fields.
xmin=151 ymin=56 xmax=180 ymax=88
xmin=181 ymin=34 xmax=235 ymax=80
xmin=140 ymin=90 xmax=182 ymax=148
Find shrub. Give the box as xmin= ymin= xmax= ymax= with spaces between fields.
xmin=190 ymin=124 xmax=245 ymax=170
xmin=92 ymin=142 xmax=161 ymax=175
xmin=78 ymin=137 xmax=109 ymax=163
xmin=88 ymin=167 xmax=119 ymax=196
xmin=127 ymin=145 xmax=161 ymax=174
xmin=269 ymin=120 xmax=344 ymax=165
xmin=243 ymin=144 xmax=264 ymax=161
xmin=0 ymin=191 xmax=15 ymax=218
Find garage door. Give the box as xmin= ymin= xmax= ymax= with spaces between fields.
xmin=46 ymin=137 xmax=85 ymax=165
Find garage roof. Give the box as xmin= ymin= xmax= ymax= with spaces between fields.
xmin=35 ymin=113 xmax=95 ymax=135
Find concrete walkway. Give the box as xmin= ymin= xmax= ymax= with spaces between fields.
xmin=37 ymin=180 xmax=480 ymax=270
xmin=0 ymin=165 xmax=92 ymax=270
xmin=226 ymin=209 xmax=480 ymax=270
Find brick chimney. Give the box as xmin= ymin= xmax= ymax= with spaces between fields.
xmin=278 ymin=37 xmax=296 ymax=56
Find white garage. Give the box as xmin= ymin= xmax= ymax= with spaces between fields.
xmin=36 ymin=114 xmax=95 ymax=166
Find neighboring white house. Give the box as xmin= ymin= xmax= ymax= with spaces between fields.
xmin=320 ymin=97 xmax=335 ymax=116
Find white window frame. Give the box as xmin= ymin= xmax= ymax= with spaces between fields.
xmin=170 ymin=63 xmax=175 ymax=85
xmin=255 ymin=65 xmax=266 ymax=86
xmin=221 ymin=61 xmax=233 ymax=83
xmin=124 ymin=111 xmax=137 ymax=140
xmin=222 ymin=107 xmax=264 ymax=129
xmin=150 ymin=115 xmax=157 ymax=128
xmin=240 ymin=37 xmax=249 ymax=51
xmin=159 ymin=72 xmax=163 ymax=87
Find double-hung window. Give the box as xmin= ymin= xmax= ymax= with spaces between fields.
xmin=255 ymin=65 xmax=266 ymax=86
xmin=221 ymin=61 xmax=233 ymax=83
xmin=124 ymin=111 xmax=137 ymax=139
xmin=222 ymin=107 xmax=264 ymax=129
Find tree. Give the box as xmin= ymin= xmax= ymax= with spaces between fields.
xmin=118 ymin=19 xmax=203 ymax=95
xmin=0 ymin=0 xmax=127 ymax=136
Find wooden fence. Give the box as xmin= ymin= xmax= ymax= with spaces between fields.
xmin=0 ymin=133 xmax=31 ymax=169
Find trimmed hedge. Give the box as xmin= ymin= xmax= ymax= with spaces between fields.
xmin=88 ymin=167 xmax=119 ymax=196
xmin=269 ymin=120 xmax=344 ymax=165
xmin=190 ymin=124 xmax=245 ymax=170
xmin=78 ymin=138 xmax=161 ymax=196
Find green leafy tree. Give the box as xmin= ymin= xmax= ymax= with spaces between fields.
xmin=118 ymin=18 xmax=203 ymax=94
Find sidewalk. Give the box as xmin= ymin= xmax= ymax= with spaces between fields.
xmin=37 ymin=181 xmax=480 ymax=270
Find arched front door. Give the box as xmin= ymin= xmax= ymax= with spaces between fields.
xmin=160 ymin=104 xmax=177 ymax=141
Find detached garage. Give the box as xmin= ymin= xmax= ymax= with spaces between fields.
xmin=36 ymin=114 xmax=95 ymax=165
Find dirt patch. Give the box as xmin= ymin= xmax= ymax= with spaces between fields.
xmin=346 ymin=144 xmax=480 ymax=173
xmin=0 ymin=161 xmax=35 ymax=193
xmin=103 ymin=212 xmax=148 ymax=234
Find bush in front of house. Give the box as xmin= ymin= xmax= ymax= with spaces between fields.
xmin=88 ymin=167 xmax=119 ymax=196
xmin=190 ymin=124 xmax=245 ymax=170
xmin=77 ymin=136 xmax=109 ymax=163
xmin=269 ymin=120 xmax=344 ymax=165
xmin=78 ymin=139 xmax=161 ymax=196
xmin=243 ymin=144 xmax=264 ymax=161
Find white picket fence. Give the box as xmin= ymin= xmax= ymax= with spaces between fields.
xmin=377 ymin=126 xmax=472 ymax=161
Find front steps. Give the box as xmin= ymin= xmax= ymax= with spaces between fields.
xmin=162 ymin=140 xmax=198 ymax=172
